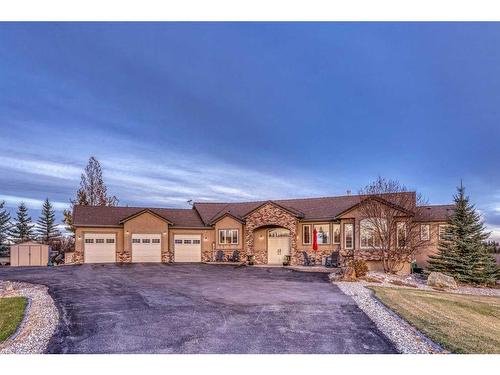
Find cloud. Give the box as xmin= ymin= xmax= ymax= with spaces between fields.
xmin=0 ymin=194 xmax=68 ymax=210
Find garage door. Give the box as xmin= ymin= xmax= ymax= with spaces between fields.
xmin=132 ymin=234 xmax=161 ymax=262
xmin=174 ymin=235 xmax=201 ymax=262
xmin=84 ymin=233 xmax=116 ymax=263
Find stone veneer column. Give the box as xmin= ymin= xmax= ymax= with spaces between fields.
xmin=244 ymin=203 xmax=298 ymax=265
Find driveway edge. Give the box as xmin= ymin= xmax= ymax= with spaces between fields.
xmin=0 ymin=281 xmax=59 ymax=354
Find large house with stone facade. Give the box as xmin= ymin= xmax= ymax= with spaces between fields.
xmin=72 ymin=193 xmax=453 ymax=273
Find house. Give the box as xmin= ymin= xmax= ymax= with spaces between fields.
xmin=72 ymin=193 xmax=453 ymax=273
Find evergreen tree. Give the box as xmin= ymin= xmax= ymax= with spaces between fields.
xmin=36 ymin=198 xmax=60 ymax=244
xmin=9 ymin=202 xmax=34 ymax=243
xmin=0 ymin=201 xmax=11 ymax=256
xmin=428 ymin=182 xmax=499 ymax=285
xmin=63 ymin=156 xmax=119 ymax=234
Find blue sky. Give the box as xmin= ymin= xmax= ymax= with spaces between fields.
xmin=0 ymin=23 xmax=499 ymax=239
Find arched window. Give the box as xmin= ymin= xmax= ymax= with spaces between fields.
xmin=360 ymin=218 xmax=385 ymax=249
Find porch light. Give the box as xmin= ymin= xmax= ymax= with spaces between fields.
xmin=259 ymin=235 xmax=264 ymax=240
xmin=126 ymin=231 xmax=129 ymax=235
xmin=77 ymin=236 xmax=81 ymax=240
xmin=162 ymin=232 xmax=167 ymax=236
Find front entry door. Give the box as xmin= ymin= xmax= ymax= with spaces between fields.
xmin=267 ymin=229 xmax=291 ymax=265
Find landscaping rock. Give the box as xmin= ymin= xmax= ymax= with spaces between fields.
xmin=342 ymin=266 xmax=357 ymax=281
xmin=427 ymin=272 xmax=457 ymax=289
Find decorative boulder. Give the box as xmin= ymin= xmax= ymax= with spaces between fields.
xmin=427 ymin=272 xmax=457 ymax=289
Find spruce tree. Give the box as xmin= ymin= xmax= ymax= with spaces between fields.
xmin=63 ymin=156 xmax=118 ymax=234
xmin=9 ymin=202 xmax=35 ymax=243
xmin=428 ymin=183 xmax=499 ymax=285
xmin=0 ymin=201 xmax=11 ymax=256
xmin=36 ymin=198 xmax=60 ymax=244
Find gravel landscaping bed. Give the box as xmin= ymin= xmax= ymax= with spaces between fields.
xmin=0 ymin=280 xmax=59 ymax=354
xmin=335 ymin=281 xmax=445 ymax=354
xmin=361 ymin=271 xmax=500 ymax=296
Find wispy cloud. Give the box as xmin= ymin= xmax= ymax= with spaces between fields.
xmin=0 ymin=194 xmax=68 ymax=210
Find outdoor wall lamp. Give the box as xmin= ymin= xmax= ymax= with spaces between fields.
xmin=125 ymin=231 xmax=129 ymax=235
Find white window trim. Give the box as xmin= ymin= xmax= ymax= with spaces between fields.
xmin=438 ymin=224 xmax=447 ymax=240
xmin=360 ymin=219 xmax=381 ymax=249
xmin=397 ymin=222 xmax=407 ymax=248
xmin=420 ymin=224 xmax=430 ymax=241
xmin=218 ymin=229 xmax=239 ymax=245
xmin=332 ymin=223 xmax=341 ymax=244
xmin=313 ymin=223 xmax=331 ymax=245
xmin=344 ymin=223 xmax=354 ymax=249
xmin=302 ymin=224 xmax=312 ymax=245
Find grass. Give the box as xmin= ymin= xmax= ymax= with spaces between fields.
xmin=0 ymin=297 xmax=28 ymax=342
xmin=369 ymin=286 xmax=500 ymax=354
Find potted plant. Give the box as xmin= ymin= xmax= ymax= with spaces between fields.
xmin=247 ymin=254 xmax=255 ymax=265
xmin=283 ymin=255 xmax=291 ymax=266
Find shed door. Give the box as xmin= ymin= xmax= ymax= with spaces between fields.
xmin=84 ymin=233 xmax=116 ymax=263
xmin=174 ymin=235 xmax=202 ymax=262
xmin=132 ymin=234 xmax=162 ymax=262
xmin=18 ymin=246 xmax=30 ymax=266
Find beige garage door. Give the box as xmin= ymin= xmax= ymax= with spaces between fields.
xmin=132 ymin=234 xmax=161 ymax=262
xmin=84 ymin=233 xmax=116 ymax=263
xmin=174 ymin=235 xmax=201 ymax=262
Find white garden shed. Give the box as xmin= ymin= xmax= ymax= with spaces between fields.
xmin=10 ymin=241 xmax=49 ymax=267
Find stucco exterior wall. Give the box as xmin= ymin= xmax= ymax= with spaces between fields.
xmin=414 ymin=222 xmax=445 ymax=268
xmin=123 ymin=212 xmax=169 ymax=262
xmin=168 ymin=228 xmax=215 ymax=262
xmin=74 ymin=227 xmax=124 ymax=264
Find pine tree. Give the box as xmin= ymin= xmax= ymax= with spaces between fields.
xmin=428 ymin=182 xmax=499 ymax=285
xmin=63 ymin=156 xmax=119 ymax=234
xmin=36 ymin=198 xmax=60 ymax=244
xmin=9 ymin=202 xmax=34 ymax=243
xmin=0 ymin=201 xmax=11 ymax=256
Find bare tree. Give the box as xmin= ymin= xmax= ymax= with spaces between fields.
xmin=63 ymin=157 xmax=119 ymax=234
xmin=357 ymin=177 xmax=427 ymax=274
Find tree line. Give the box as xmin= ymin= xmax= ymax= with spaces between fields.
xmin=0 ymin=156 xmax=119 ymax=257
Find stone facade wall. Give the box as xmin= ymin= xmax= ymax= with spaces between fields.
xmin=244 ymin=203 xmax=298 ymax=265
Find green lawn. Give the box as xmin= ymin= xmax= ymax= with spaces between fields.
xmin=369 ymin=287 xmax=500 ymax=354
xmin=0 ymin=297 xmax=28 ymax=342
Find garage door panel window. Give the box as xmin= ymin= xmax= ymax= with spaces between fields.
xmin=85 ymin=238 xmax=94 ymax=244
xmin=106 ymin=238 xmax=115 ymax=244
xmin=152 ymin=238 xmax=160 ymax=244
xmin=142 ymin=239 xmax=150 ymax=243
xmin=96 ymin=239 xmax=105 ymax=244
xmin=132 ymin=238 xmax=140 ymax=243
xmin=193 ymin=239 xmax=201 ymax=244
xmin=184 ymin=239 xmax=192 ymax=244
xmin=219 ymin=229 xmax=238 ymax=245
xmin=174 ymin=239 xmax=182 ymax=244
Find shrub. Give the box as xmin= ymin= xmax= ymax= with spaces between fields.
xmin=349 ymin=259 xmax=368 ymax=277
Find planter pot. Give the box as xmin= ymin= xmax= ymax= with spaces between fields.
xmin=247 ymin=254 xmax=255 ymax=266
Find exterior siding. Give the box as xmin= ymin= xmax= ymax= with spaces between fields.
xmin=123 ymin=212 xmax=169 ymax=263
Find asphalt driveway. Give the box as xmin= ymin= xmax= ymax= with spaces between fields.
xmin=0 ymin=264 xmax=396 ymax=353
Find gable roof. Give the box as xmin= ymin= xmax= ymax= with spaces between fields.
xmin=73 ymin=205 xmax=206 ymax=228
xmin=73 ymin=193 xmax=453 ymax=228
xmin=118 ymin=209 xmax=173 ymax=224
xmin=415 ymin=205 xmax=454 ymax=222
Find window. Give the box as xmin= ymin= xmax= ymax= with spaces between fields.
xmin=152 ymin=238 xmax=160 ymax=244
xmin=360 ymin=219 xmax=383 ymax=248
xmin=106 ymin=238 xmax=115 ymax=244
xmin=218 ymin=229 xmax=239 ymax=245
xmin=332 ymin=224 xmax=341 ymax=244
xmin=344 ymin=223 xmax=353 ymax=249
xmin=142 ymin=238 xmax=151 ymax=244
xmin=420 ymin=224 xmax=430 ymax=241
xmin=397 ymin=222 xmax=407 ymax=248
xmin=184 ymin=239 xmax=192 ymax=244
xmin=314 ymin=224 xmax=330 ymax=244
xmin=438 ymin=225 xmax=448 ymax=240
xmin=193 ymin=239 xmax=201 ymax=244
xmin=85 ymin=238 xmax=94 ymax=244
xmin=174 ymin=239 xmax=182 ymax=244
xmin=302 ymin=225 xmax=311 ymax=244
xmin=132 ymin=238 xmax=140 ymax=243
